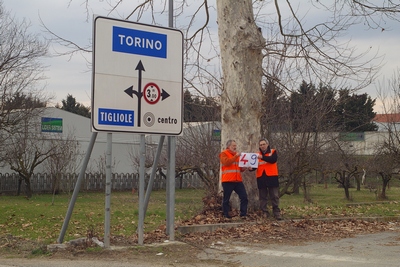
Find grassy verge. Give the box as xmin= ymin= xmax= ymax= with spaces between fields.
xmin=0 ymin=189 xmax=204 ymax=244
xmin=1 ymin=184 xmax=400 ymax=244
xmin=280 ymin=184 xmax=400 ymax=218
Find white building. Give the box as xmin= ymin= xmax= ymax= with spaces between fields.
xmin=0 ymin=107 xmax=162 ymax=174
xmin=373 ymin=113 xmax=400 ymax=132
xmin=1 ymin=109 xmax=397 ymax=174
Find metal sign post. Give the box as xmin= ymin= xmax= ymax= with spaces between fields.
xmin=104 ymin=133 xmax=112 ymax=247
xmin=91 ymin=13 xmax=183 ymax=245
xmin=57 ymin=132 xmax=98 ymax=244
xmin=59 ymin=2 xmax=181 ymax=245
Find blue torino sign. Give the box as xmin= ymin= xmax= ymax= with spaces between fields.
xmin=112 ymin=27 xmax=167 ymax=58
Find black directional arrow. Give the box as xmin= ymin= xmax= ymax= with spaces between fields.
xmin=136 ymin=60 xmax=145 ymax=78
xmin=124 ymin=86 xmax=136 ymax=98
xmin=135 ymin=61 xmax=145 ymax=127
xmin=161 ymin=89 xmax=170 ymax=101
xmin=125 ymin=86 xmax=142 ymax=98
xmin=124 ymin=86 xmax=134 ymax=98
xmin=123 ymin=61 xmax=146 ymax=127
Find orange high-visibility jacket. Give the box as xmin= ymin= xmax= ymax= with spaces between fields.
xmin=256 ymin=149 xmax=278 ymax=178
xmin=220 ymin=149 xmax=242 ymax=182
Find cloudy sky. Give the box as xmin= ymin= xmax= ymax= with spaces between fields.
xmin=2 ymin=0 xmax=400 ymax=113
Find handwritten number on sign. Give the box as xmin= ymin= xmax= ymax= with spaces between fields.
xmin=240 ymin=154 xmax=248 ymax=165
xmin=238 ymin=153 xmax=259 ymax=168
xmin=250 ymin=154 xmax=258 ymax=165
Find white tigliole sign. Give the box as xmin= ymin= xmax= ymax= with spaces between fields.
xmin=239 ymin=153 xmax=259 ymax=168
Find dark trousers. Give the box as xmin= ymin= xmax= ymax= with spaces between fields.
xmin=222 ymin=182 xmax=248 ymax=217
xmin=258 ymin=186 xmax=280 ymax=216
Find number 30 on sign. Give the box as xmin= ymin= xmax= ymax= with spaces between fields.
xmin=239 ymin=153 xmax=259 ymax=168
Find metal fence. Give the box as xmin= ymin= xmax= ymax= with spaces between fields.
xmin=0 ymin=172 xmax=204 ymax=195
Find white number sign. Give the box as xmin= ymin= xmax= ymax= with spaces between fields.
xmin=239 ymin=153 xmax=259 ymax=168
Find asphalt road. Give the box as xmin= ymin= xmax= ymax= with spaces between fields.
xmin=1 ymin=230 xmax=400 ymax=267
xmin=200 ymin=230 xmax=400 ymax=267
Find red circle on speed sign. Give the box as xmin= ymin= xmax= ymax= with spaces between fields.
xmin=143 ymin=82 xmax=161 ymax=104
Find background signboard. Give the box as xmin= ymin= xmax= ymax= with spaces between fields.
xmin=92 ymin=16 xmax=183 ymax=135
xmin=41 ymin=117 xmax=63 ymax=133
xmin=339 ymin=132 xmax=365 ymax=141
xmin=212 ymin=129 xmax=221 ymax=141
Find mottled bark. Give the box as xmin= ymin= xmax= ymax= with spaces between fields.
xmin=217 ymin=0 xmax=265 ymax=210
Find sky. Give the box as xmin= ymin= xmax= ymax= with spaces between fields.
xmin=2 ymin=0 xmax=400 ymax=113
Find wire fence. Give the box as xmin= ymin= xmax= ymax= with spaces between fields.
xmin=0 ymin=172 xmax=204 ymax=195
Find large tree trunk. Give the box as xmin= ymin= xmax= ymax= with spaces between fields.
xmin=217 ymin=0 xmax=265 ymax=211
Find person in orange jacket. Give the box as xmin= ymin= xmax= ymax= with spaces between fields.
xmin=219 ymin=139 xmax=248 ymax=219
xmin=251 ymin=138 xmax=282 ymax=220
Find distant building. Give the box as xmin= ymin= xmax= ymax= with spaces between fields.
xmin=373 ymin=113 xmax=400 ymax=131
xmin=0 ymin=107 xmax=161 ymax=174
xmin=1 ymin=110 xmax=398 ymax=175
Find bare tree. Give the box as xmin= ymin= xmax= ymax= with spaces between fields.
xmin=366 ymin=151 xmax=396 ymax=200
xmin=264 ymin=81 xmax=338 ymax=202
xmin=0 ymin=2 xmax=50 ymax=171
xmin=376 ymin=69 xmax=400 ymax=161
xmin=176 ymin=121 xmax=221 ymax=193
xmin=0 ymin=2 xmax=49 ymax=130
xmin=129 ymin=121 xmax=221 ymax=194
xmin=43 ymin=132 xmax=81 ymax=203
xmin=3 ymin=111 xmax=65 ymax=198
xmin=92 ymin=152 xmax=118 ymax=175
xmin=329 ymin=138 xmax=368 ymax=201
xmin=129 ymin=136 xmax=164 ymax=178
xmin=372 ymin=69 xmax=400 ymax=199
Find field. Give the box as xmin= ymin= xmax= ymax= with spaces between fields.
xmin=280 ymin=183 xmax=400 ymax=218
xmin=1 ymin=183 xmax=400 ymax=244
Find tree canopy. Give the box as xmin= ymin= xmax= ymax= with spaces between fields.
xmin=183 ymin=90 xmax=219 ymax=122
xmin=262 ymin=80 xmax=377 ymax=134
xmin=334 ymin=89 xmax=377 ymax=132
xmin=58 ymin=94 xmax=91 ymax=118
